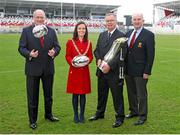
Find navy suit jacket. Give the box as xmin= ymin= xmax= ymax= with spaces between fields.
xmin=18 ymin=25 xmax=61 ymax=76
xmin=125 ymin=28 xmax=155 ymax=76
xmin=94 ymin=28 xmax=125 ymax=78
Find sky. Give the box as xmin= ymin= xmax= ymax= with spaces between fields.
xmin=117 ymin=0 xmax=154 ymax=23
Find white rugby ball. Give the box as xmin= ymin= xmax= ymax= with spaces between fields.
xmin=72 ymin=55 xmax=89 ymax=67
xmin=32 ymin=25 xmax=48 ymax=38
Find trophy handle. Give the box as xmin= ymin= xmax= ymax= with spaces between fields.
xmin=98 ymin=60 xmax=107 ymax=71
xmin=120 ymin=48 xmax=124 ymax=61
xmin=119 ymin=66 xmax=124 ymax=79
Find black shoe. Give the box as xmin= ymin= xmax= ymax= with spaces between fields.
xmin=29 ymin=123 xmax=37 ymax=130
xmin=112 ymin=120 xmax=123 ymax=128
xmin=45 ymin=116 xmax=59 ymax=122
xmin=79 ymin=115 xmax=85 ymax=123
xmin=88 ymin=115 xmax=104 ymax=121
xmin=74 ymin=115 xmax=79 ymax=123
xmin=134 ymin=119 xmax=146 ymax=125
xmin=125 ymin=113 xmax=138 ymax=119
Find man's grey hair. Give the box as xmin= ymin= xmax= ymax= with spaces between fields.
xmin=105 ymin=12 xmax=117 ymax=20
xmin=33 ymin=9 xmax=46 ymax=18
xmin=132 ymin=13 xmax=144 ymax=20
xmin=105 ymin=13 xmax=117 ymax=18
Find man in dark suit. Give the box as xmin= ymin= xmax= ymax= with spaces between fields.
xmin=18 ymin=9 xmax=60 ymax=129
xmin=89 ymin=13 xmax=125 ymax=128
xmin=125 ymin=13 xmax=155 ymax=125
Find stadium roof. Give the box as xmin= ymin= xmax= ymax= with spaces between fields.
xmin=22 ymin=0 xmax=121 ymax=6
xmin=154 ymin=0 xmax=180 ymax=12
xmin=0 ymin=0 xmax=120 ymax=11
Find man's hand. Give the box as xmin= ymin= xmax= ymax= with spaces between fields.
xmin=48 ymin=48 xmax=55 ymax=58
xmin=102 ymin=62 xmax=110 ymax=74
xmin=97 ymin=59 xmax=102 ymax=67
xmin=143 ymin=73 xmax=149 ymax=79
xmin=30 ymin=49 xmax=38 ymax=58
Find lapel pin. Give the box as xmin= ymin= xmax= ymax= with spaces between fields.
xmin=138 ymin=42 xmax=142 ymax=48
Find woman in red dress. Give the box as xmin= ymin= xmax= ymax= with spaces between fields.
xmin=65 ymin=21 xmax=93 ymax=123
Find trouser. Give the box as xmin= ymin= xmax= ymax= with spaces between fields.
xmin=125 ymin=75 xmax=148 ymax=120
xmin=96 ymin=75 xmax=125 ymax=121
xmin=26 ymin=74 xmax=53 ymax=124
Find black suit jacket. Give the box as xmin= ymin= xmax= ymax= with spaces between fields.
xmin=125 ymin=28 xmax=155 ymax=76
xmin=94 ymin=28 xmax=125 ymax=78
xmin=18 ymin=25 xmax=61 ymax=76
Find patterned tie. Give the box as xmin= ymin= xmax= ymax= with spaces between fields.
xmin=129 ymin=31 xmax=137 ymax=48
xmin=40 ymin=36 xmax=44 ymax=47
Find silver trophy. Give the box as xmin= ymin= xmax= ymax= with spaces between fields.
xmin=98 ymin=37 xmax=128 ymax=78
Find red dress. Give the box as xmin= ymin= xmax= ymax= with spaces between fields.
xmin=65 ymin=39 xmax=93 ymax=94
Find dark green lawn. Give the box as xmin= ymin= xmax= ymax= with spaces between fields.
xmin=0 ymin=33 xmax=180 ymax=134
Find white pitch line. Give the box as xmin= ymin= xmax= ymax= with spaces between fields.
xmin=159 ymin=60 xmax=180 ymax=63
xmin=0 ymin=60 xmax=179 ymax=74
xmin=159 ymin=47 xmax=180 ymax=51
xmin=0 ymin=70 xmax=23 ymax=74
xmin=0 ymin=60 xmax=178 ymax=74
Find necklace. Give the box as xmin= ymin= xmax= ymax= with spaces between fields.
xmin=71 ymin=39 xmax=90 ymax=56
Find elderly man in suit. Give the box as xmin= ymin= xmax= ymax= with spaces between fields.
xmin=125 ymin=13 xmax=155 ymax=125
xmin=18 ymin=9 xmax=60 ymax=129
xmin=89 ymin=13 xmax=126 ymax=128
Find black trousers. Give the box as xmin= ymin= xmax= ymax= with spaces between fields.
xmin=125 ymin=75 xmax=148 ymax=120
xmin=26 ymin=74 xmax=54 ymax=124
xmin=96 ymin=75 xmax=125 ymax=121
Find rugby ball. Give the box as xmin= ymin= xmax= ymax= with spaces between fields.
xmin=32 ymin=25 xmax=48 ymax=38
xmin=72 ymin=55 xmax=89 ymax=67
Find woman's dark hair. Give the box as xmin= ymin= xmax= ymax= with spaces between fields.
xmin=73 ymin=21 xmax=88 ymax=41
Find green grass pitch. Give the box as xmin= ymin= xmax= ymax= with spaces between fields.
xmin=0 ymin=33 xmax=180 ymax=133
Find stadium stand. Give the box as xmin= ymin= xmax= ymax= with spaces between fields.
xmin=156 ymin=13 xmax=180 ymax=28
xmin=153 ymin=0 xmax=180 ymax=34
xmin=0 ymin=0 xmax=119 ymax=33
xmin=0 ymin=16 xmax=106 ymax=33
